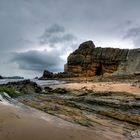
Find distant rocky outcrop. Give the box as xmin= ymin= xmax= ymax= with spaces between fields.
xmin=0 ymin=75 xmax=3 ymax=79
xmin=4 ymin=76 xmax=24 ymax=79
xmin=41 ymin=70 xmax=53 ymax=79
xmin=0 ymin=76 xmax=24 ymax=79
xmin=65 ymin=40 xmax=140 ymax=77
xmin=40 ymin=70 xmax=76 ymax=80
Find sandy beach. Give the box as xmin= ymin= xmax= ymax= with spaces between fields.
xmin=0 ymin=101 xmax=110 ymax=140
xmin=51 ymin=82 xmax=140 ymax=94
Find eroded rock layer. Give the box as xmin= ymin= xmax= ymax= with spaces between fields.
xmin=65 ymin=41 xmax=140 ymax=77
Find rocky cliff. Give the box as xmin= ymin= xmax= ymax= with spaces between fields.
xmin=65 ymin=41 xmax=140 ymax=77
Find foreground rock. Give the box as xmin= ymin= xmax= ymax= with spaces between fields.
xmin=1 ymin=80 xmax=140 ymax=126
xmin=0 ymin=80 xmax=42 ymax=97
xmin=18 ymin=85 xmax=140 ymax=126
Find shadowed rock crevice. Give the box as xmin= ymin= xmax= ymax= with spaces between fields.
xmin=95 ymin=63 xmax=103 ymax=76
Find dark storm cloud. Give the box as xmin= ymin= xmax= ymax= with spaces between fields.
xmin=1 ymin=0 xmax=140 ymax=52
xmin=39 ymin=24 xmax=77 ymax=45
xmin=0 ymin=0 xmax=140 ymax=77
xmin=12 ymin=50 xmax=64 ymax=72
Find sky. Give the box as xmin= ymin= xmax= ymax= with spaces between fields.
xmin=0 ymin=0 xmax=140 ymax=78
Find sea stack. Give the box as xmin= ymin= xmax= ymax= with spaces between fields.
xmin=65 ymin=40 xmax=140 ymax=77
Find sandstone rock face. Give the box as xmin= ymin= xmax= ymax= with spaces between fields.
xmin=126 ymin=49 xmax=140 ymax=74
xmin=65 ymin=40 xmax=140 ymax=77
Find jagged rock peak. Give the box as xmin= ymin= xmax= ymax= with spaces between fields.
xmin=79 ymin=40 xmax=95 ymax=50
xmin=73 ymin=40 xmax=95 ymax=55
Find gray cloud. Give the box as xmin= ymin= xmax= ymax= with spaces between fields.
xmin=44 ymin=24 xmax=65 ymax=34
xmin=0 ymin=0 xmax=140 ymax=77
xmin=124 ymin=27 xmax=140 ymax=38
xmin=12 ymin=50 xmax=64 ymax=72
xmin=39 ymin=24 xmax=77 ymax=45
xmin=124 ymin=27 xmax=140 ymax=48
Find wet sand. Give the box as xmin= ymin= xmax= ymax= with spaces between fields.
xmin=0 ymin=102 xmax=110 ymax=140
xmin=51 ymin=82 xmax=140 ymax=94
